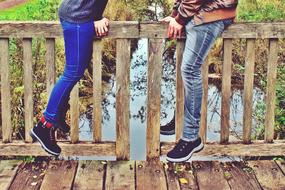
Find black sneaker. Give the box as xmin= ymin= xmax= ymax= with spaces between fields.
xmin=160 ymin=116 xmax=175 ymax=135
xmin=166 ymin=137 xmax=204 ymax=162
xmin=58 ymin=103 xmax=70 ymax=133
xmin=30 ymin=116 xmax=61 ymax=156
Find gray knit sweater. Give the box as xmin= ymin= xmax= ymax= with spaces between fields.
xmin=58 ymin=0 xmax=108 ymax=23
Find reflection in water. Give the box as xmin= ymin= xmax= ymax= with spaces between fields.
xmin=78 ymin=39 xmax=264 ymax=160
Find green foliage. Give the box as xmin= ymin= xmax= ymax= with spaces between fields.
xmin=16 ymin=156 xmax=36 ymax=163
xmin=0 ymin=0 xmax=60 ymax=20
xmin=238 ymin=0 xmax=285 ymax=21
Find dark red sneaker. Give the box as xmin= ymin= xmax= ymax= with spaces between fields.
xmin=30 ymin=116 xmax=61 ymax=156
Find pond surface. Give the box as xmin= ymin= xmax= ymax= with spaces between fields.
xmin=75 ymin=39 xmax=264 ymax=161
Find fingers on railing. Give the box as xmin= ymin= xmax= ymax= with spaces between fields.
xmin=146 ymin=39 xmax=163 ymax=160
xmin=0 ymin=38 xmax=12 ymax=143
xmin=116 ymin=39 xmax=131 ymax=160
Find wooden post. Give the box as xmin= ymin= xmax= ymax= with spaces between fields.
xmin=175 ymin=40 xmax=185 ymax=141
xmin=200 ymin=58 xmax=209 ymax=143
xmin=70 ymin=84 xmax=79 ymax=143
xmin=0 ymin=38 xmax=11 ymax=143
xmin=243 ymin=39 xmax=255 ymax=144
xmin=23 ymin=38 xmax=33 ymax=143
xmin=221 ymin=39 xmax=233 ymax=144
xmin=146 ymin=38 xmax=163 ymax=160
xmin=93 ymin=40 xmax=103 ymax=143
xmin=116 ymin=39 xmax=131 ymax=160
xmin=46 ymin=38 xmax=56 ymax=97
xmin=265 ymin=39 xmax=278 ymax=143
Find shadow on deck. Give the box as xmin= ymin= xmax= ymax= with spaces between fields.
xmin=0 ymin=159 xmax=284 ymax=189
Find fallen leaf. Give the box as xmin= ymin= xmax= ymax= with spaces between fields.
xmin=31 ymin=182 xmax=38 ymax=186
xmin=179 ymin=178 xmax=188 ymax=184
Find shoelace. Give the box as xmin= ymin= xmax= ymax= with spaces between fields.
xmin=49 ymin=127 xmax=56 ymax=142
xmin=175 ymin=140 xmax=188 ymax=152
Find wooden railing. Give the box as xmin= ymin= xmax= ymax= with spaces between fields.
xmin=0 ymin=21 xmax=285 ymax=160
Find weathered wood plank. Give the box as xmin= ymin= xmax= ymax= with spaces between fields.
xmin=93 ymin=40 xmax=103 ymax=143
xmin=23 ymin=38 xmax=34 ymax=143
xmin=116 ymin=39 xmax=131 ymax=160
xmin=73 ymin=161 xmax=105 ymax=190
xmin=275 ymin=160 xmax=285 ymax=174
xmin=1 ymin=22 xmax=285 ymax=38
xmin=222 ymin=22 xmax=285 ymax=39
xmin=136 ymin=161 xmax=167 ymax=190
xmin=0 ymin=21 xmax=139 ymax=38
xmin=200 ymin=58 xmax=209 ymax=142
xmin=146 ymin=38 xmax=163 ymax=160
xmin=70 ymin=84 xmax=79 ymax=143
xmin=0 ymin=141 xmax=116 ymax=156
xmin=105 ymin=161 xmax=135 ymax=190
xmin=161 ymin=140 xmax=285 ymax=157
xmin=175 ymin=39 xmax=185 ymax=141
xmin=221 ymin=39 xmax=232 ymax=143
xmin=247 ymin=160 xmax=285 ymax=190
xmin=194 ymin=161 xmax=230 ymax=190
xmin=265 ymin=39 xmax=278 ymax=143
xmin=220 ymin=162 xmax=262 ymax=190
xmin=0 ymin=160 xmax=21 ymax=190
xmin=40 ymin=161 xmax=78 ymax=190
xmin=177 ymin=163 xmax=198 ymax=190
xmin=9 ymin=161 xmax=48 ymax=190
xmin=0 ymin=38 xmax=12 ymax=142
xmin=45 ymin=38 xmax=56 ymax=97
xmin=243 ymin=39 xmax=255 ymax=144
xmin=164 ymin=163 xmax=181 ymax=190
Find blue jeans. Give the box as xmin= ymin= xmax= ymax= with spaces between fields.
xmin=182 ymin=19 xmax=233 ymax=141
xmin=44 ymin=19 xmax=95 ymax=124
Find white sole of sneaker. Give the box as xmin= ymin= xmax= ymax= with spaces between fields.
xmin=30 ymin=129 xmax=60 ymax=156
xmin=166 ymin=142 xmax=204 ymax=163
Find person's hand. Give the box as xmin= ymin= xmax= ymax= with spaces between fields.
xmin=95 ymin=17 xmax=109 ymax=37
xmin=160 ymin=16 xmax=183 ymax=39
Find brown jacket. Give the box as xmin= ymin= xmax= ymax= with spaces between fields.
xmin=171 ymin=0 xmax=238 ymax=25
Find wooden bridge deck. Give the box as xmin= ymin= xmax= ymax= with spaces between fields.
xmin=0 ymin=159 xmax=284 ymax=190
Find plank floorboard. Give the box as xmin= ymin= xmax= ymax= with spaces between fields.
xmin=40 ymin=160 xmax=78 ymax=190
xmin=73 ymin=161 xmax=105 ymax=190
xmin=105 ymin=161 xmax=135 ymax=190
xmin=220 ymin=162 xmax=262 ymax=190
xmin=194 ymin=161 xmax=230 ymax=190
xmin=247 ymin=160 xmax=285 ymax=190
xmin=9 ymin=161 xmax=48 ymax=190
xmin=0 ymin=160 xmax=21 ymax=190
xmin=136 ymin=160 xmax=167 ymax=190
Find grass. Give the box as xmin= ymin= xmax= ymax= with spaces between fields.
xmin=0 ymin=0 xmax=60 ymax=21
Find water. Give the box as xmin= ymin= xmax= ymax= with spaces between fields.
xmin=77 ymin=39 xmax=264 ymax=161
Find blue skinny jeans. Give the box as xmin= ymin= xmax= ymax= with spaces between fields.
xmin=44 ymin=19 xmax=95 ymax=124
xmin=182 ymin=19 xmax=233 ymax=141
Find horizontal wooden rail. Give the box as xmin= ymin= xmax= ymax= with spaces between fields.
xmin=161 ymin=140 xmax=285 ymax=157
xmin=1 ymin=21 xmax=285 ymax=38
xmin=0 ymin=140 xmax=284 ymax=157
xmin=0 ymin=141 xmax=116 ymax=157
